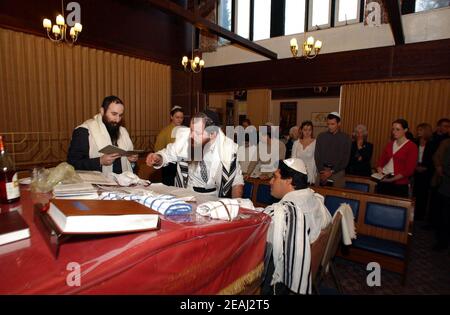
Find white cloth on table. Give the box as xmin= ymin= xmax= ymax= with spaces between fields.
xmin=99 ymin=192 xmax=192 ymax=215
xmin=196 ymin=198 xmax=240 ymax=221
xmin=335 ymin=203 xmax=356 ymax=245
xmin=109 ymin=171 xmax=150 ymax=187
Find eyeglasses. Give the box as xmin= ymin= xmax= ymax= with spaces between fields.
xmin=392 ymin=128 xmax=403 ymax=131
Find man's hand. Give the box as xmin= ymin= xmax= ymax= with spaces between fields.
xmin=100 ymin=153 xmax=121 ymax=166
xmin=376 ymin=167 xmax=384 ymax=174
xmin=146 ymin=153 xmax=163 ymax=167
xmin=127 ymin=154 xmax=139 ymax=163
xmin=231 ymin=184 xmax=243 ymax=198
xmin=320 ymin=169 xmax=332 ymax=181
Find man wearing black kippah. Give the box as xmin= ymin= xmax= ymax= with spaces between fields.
xmin=146 ymin=111 xmax=244 ymax=198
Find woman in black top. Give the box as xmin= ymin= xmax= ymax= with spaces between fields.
xmin=413 ymin=123 xmax=433 ymax=221
xmin=346 ymin=124 xmax=373 ymax=177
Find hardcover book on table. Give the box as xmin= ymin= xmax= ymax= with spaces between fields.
xmin=47 ymin=199 xmax=160 ymax=234
xmin=0 ymin=211 xmax=30 ymax=246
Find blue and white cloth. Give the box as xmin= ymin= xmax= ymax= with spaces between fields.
xmin=99 ymin=192 xmax=192 ymax=215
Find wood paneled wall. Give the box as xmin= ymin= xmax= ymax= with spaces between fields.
xmin=247 ymin=89 xmax=271 ymax=127
xmin=340 ymin=79 xmax=450 ymax=166
xmin=0 ymin=28 xmax=171 ymax=168
xmin=202 ymin=39 xmax=450 ymax=92
xmin=0 ymin=0 xmax=190 ymax=66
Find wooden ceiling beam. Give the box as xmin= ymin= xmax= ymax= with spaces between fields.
xmin=383 ymin=0 xmax=405 ymax=45
xmin=145 ymin=0 xmax=278 ymax=60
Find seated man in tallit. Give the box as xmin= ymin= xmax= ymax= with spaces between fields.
xmin=261 ymin=158 xmax=332 ymax=295
xmin=67 ymin=95 xmax=138 ymax=174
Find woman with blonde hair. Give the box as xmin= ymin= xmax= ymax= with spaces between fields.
xmin=346 ymin=124 xmax=373 ymax=177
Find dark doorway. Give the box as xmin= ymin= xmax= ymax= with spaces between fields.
xmin=280 ymin=102 xmax=297 ymax=137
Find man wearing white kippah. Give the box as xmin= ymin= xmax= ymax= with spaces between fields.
xmin=261 ymin=158 xmax=332 ymax=295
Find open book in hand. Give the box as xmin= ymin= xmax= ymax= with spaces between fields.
xmin=99 ymin=145 xmax=144 ymax=157
xmin=371 ymin=173 xmax=394 ymax=181
xmin=47 ymin=199 xmax=160 ymax=234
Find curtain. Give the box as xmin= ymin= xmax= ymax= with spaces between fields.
xmin=0 ymin=28 xmax=170 ymax=168
xmin=340 ymin=79 xmax=450 ymax=167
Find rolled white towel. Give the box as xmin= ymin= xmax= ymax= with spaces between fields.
xmin=196 ymin=198 xmax=240 ymax=221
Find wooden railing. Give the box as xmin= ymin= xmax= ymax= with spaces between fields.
xmin=0 ymin=130 xmax=159 ymax=170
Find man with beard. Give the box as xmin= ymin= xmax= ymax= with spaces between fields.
xmin=146 ymin=112 xmax=244 ymax=198
xmin=67 ymin=95 xmax=138 ymax=174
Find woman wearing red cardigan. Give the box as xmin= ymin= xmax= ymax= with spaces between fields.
xmin=376 ymin=119 xmax=418 ymax=198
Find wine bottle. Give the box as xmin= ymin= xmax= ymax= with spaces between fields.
xmin=0 ymin=135 xmax=20 ymax=204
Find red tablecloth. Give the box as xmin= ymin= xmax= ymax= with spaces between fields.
xmin=0 ymin=190 xmax=270 ymax=294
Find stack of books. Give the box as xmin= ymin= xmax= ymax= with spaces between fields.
xmin=53 ymin=183 xmax=99 ymax=200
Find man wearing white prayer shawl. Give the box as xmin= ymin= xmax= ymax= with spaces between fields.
xmin=67 ymin=95 xmax=138 ymax=175
xmin=261 ymin=158 xmax=332 ymax=295
xmin=146 ymin=112 xmax=244 ymax=198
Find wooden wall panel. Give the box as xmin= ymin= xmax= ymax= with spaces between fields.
xmin=340 ymin=80 xmax=450 ymax=167
xmin=0 ymin=28 xmax=170 ymax=168
xmin=202 ymin=39 xmax=450 ymax=92
xmin=0 ymin=0 xmax=190 ymax=66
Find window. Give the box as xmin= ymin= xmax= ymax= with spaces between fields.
xmin=253 ymin=0 xmax=271 ymax=40
xmin=335 ymin=0 xmax=360 ymax=26
xmin=236 ymin=0 xmax=250 ymax=39
xmin=415 ymin=0 xmax=450 ymax=12
xmin=308 ymin=0 xmax=332 ymax=30
xmin=218 ymin=0 xmax=232 ymax=44
xmin=285 ymin=0 xmax=306 ymax=35
xmin=218 ymin=0 xmax=232 ymax=31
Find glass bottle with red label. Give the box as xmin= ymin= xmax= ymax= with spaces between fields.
xmin=0 ymin=135 xmax=20 ymax=204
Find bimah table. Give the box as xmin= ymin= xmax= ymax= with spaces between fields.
xmin=0 ymin=189 xmax=270 ymax=294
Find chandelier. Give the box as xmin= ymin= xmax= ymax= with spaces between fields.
xmin=290 ymin=36 xmax=322 ymax=59
xmin=181 ymin=27 xmax=204 ymax=73
xmin=42 ymin=1 xmax=82 ymax=44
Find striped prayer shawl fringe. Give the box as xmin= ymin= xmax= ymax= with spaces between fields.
xmin=175 ymin=161 xmax=189 ymax=188
xmin=174 ymin=154 xmax=238 ymax=198
xmin=274 ymin=201 xmax=312 ymax=295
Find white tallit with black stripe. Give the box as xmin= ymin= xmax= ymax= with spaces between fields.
xmin=263 ymin=188 xmax=332 ymax=294
xmin=155 ymin=127 xmax=242 ymax=197
xmin=79 ymin=113 xmax=133 ymax=175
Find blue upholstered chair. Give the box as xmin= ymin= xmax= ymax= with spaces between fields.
xmin=243 ymin=181 xmax=254 ymax=199
xmin=345 ymin=181 xmax=370 ymax=193
xmin=255 ymin=183 xmax=276 ymax=206
xmin=324 ymin=195 xmax=360 ymax=219
xmin=351 ymin=202 xmax=408 ymax=260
